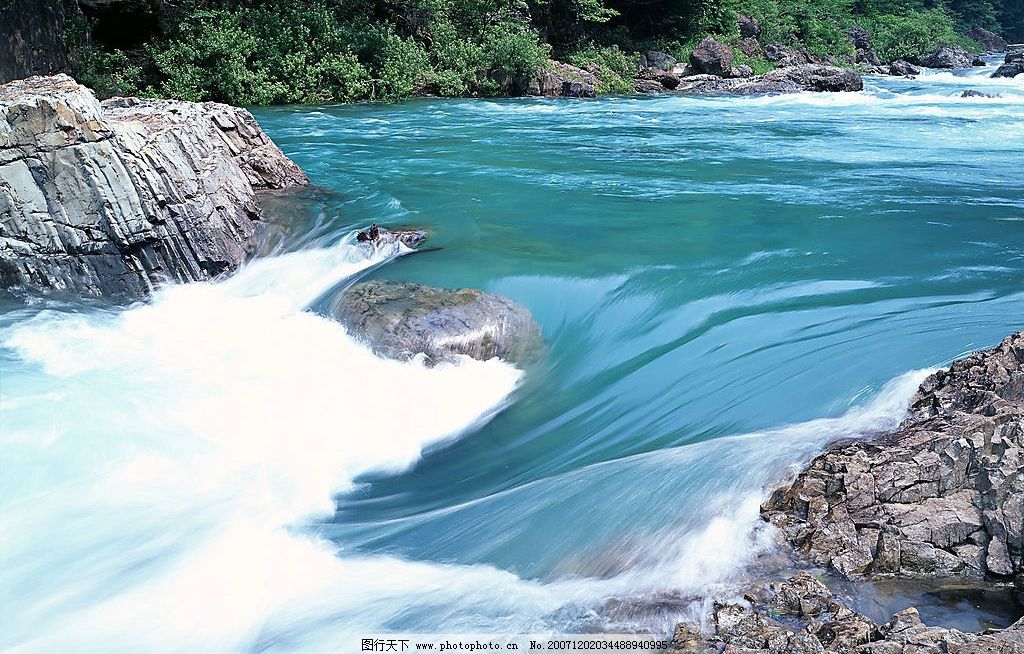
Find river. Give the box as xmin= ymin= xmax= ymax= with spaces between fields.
xmin=1 ymin=63 xmax=1023 ymax=652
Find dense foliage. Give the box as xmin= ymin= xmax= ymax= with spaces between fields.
xmin=65 ymin=0 xmax=1020 ymax=105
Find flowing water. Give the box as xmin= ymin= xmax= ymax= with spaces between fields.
xmin=2 ymin=63 xmax=1023 ymax=652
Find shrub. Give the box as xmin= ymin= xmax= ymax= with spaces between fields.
xmin=868 ymin=9 xmax=977 ymax=62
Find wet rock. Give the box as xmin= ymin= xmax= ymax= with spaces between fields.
xmin=973 ymin=56 xmax=988 ymax=66
xmin=690 ymin=38 xmax=735 ymax=77
xmin=889 ymin=60 xmax=921 ymax=76
xmin=637 ymin=66 xmax=682 ymax=90
xmin=762 ymin=332 xmax=1024 ymax=585
xmin=671 ymin=573 xmax=1024 ymax=654
xmin=495 ymin=61 xmax=598 ymax=98
xmin=767 ymin=65 xmax=863 ymax=92
xmin=674 ymin=65 xmax=861 ymax=95
xmin=330 ymin=280 xmax=541 ymax=365
xmin=992 ymin=61 xmax=1024 ymax=78
xmin=0 ymin=74 xmax=307 ymax=299
xmin=968 ymin=28 xmax=1007 ymax=52
xmin=639 ymin=51 xmax=677 ymax=72
xmin=738 ymin=14 xmax=761 ymax=39
xmin=634 ymin=78 xmax=669 ymax=93
xmin=961 ymin=89 xmax=994 ymax=98
xmin=920 ymin=45 xmax=973 ymax=68
xmin=354 ymin=224 xmax=427 ymax=252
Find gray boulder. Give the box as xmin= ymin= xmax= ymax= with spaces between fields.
xmin=638 ymin=51 xmax=676 ymax=72
xmin=738 ymin=37 xmax=763 ymax=57
xmin=961 ymin=89 xmax=994 ymax=97
xmin=968 ymin=27 xmax=1007 ymax=52
xmin=737 ymin=13 xmax=761 ymax=39
xmin=921 ymin=45 xmax=973 ymax=68
xmin=992 ymin=49 xmax=1023 ymax=77
xmin=0 ymin=74 xmax=307 ymax=299
xmin=889 ymin=60 xmax=921 ymax=76
xmin=689 ymin=38 xmax=734 ymax=77
xmin=763 ymin=43 xmax=814 ymax=68
xmin=330 ymin=280 xmax=541 ymax=365
xmin=762 ymin=331 xmax=1024 ymax=584
xmin=992 ymin=62 xmax=1024 ymax=77
xmin=495 ymin=61 xmax=599 ymax=98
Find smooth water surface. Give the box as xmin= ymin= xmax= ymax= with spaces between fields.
xmin=2 ymin=64 xmax=1023 ymax=652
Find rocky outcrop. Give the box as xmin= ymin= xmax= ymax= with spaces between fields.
xmin=992 ymin=46 xmax=1024 ymax=78
xmin=969 ymin=28 xmax=1008 ymax=52
xmin=330 ymin=280 xmax=541 ymax=365
xmin=920 ymin=45 xmax=973 ymax=68
xmin=848 ymin=27 xmax=882 ymax=66
xmin=669 ymin=572 xmax=1024 ymax=654
xmin=889 ymin=60 xmax=921 ymax=76
xmin=674 ymin=65 xmax=862 ymax=95
xmin=764 ymin=43 xmax=815 ymax=68
xmin=0 ymin=75 xmax=307 ymax=298
xmin=524 ymin=62 xmax=599 ymax=98
xmin=762 ymin=331 xmax=1024 ymax=583
xmin=0 ymin=0 xmax=72 ymax=83
xmin=690 ymin=38 xmax=735 ymax=77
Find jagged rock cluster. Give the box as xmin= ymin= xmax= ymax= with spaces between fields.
xmin=761 ymin=332 xmax=1024 ymax=583
xmin=993 ymin=45 xmax=1024 ymax=79
xmin=0 ymin=74 xmax=307 ymax=298
xmin=669 ymin=572 xmax=1024 ymax=654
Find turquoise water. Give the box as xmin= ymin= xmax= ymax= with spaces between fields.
xmin=2 ymin=64 xmax=1023 ymax=652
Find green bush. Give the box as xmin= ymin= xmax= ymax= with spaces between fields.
xmin=868 ymin=9 xmax=977 ymax=62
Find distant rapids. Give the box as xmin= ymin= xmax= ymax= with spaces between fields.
xmin=2 ymin=62 xmax=1023 ymax=652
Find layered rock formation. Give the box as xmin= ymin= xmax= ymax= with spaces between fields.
xmin=762 ymin=331 xmax=1024 ymax=583
xmin=330 ymin=280 xmax=541 ymax=365
xmin=670 ymin=572 xmax=1024 ymax=654
xmin=0 ymin=74 xmax=307 ymax=299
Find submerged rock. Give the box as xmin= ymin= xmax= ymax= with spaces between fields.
xmin=354 ymin=224 xmax=427 ymax=251
xmin=762 ymin=331 xmax=1024 ymax=584
xmin=330 ymin=280 xmax=540 ymax=365
xmin=669 ymin=572 xmax=1024 ymax=654
xmin=0 ymin=74 xmax=307 ymax=299
xmin=961 ymin=89 xmax=995 ymax=97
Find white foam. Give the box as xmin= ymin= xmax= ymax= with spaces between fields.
xmin=0 ymin=236 xmax=522 ymax=653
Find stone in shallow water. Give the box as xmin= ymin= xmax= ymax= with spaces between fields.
xmin=330 ymin=280 xmax=541 ymax=365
